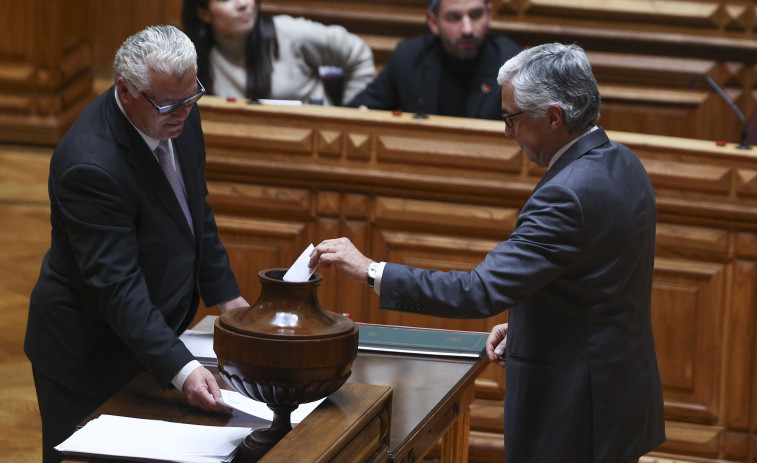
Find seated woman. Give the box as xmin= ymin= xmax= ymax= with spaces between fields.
xmin=182 ymin=0 xmax=375 ymax=105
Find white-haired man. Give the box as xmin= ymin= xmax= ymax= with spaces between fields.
xmin=25 ymin=25 xmax=248 ymax=462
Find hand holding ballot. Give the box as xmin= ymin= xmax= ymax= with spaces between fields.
xmin=308 ymin=237 xmax=374 ymax=283
xmin=283 ymin=244 xmax=318 ymax=282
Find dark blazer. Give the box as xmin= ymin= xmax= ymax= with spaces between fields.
xmin=379 ymin=128 xmax=665 ymax=462
xmin=346 ymin=33 xmax=520 ymax=120
xmin=24 ymin=87 xmax=241 ymax=400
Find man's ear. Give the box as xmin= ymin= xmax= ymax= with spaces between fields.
xmin=547 ymin=105 xmax=564 ymax=129
xmin=116 ymin=77 xmax=131 ymax=105
xmin=427 ymin=11 xmax=440 ymax=36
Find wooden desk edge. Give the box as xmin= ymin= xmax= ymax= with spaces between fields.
xmin=391 ymin=354 xmax=490 ymax=463
xmin=261 ymin=382 xmax=393 ymax=463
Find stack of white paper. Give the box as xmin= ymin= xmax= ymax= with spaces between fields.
xmin=55 ymin=415 xmax=250 ymax=463
xmin=179 ymin=329 xmax=217 ymax=366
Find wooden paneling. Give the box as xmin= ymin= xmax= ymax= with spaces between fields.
xmin=0 ymin=0 xmax=95 ymax=145
xmin=652 ymin=258 xmax=726 ymax=425
xmin=195 ymin=97 xmax=757 ymax=462
xmin=4 ymin=0 xmax=756 ymax=146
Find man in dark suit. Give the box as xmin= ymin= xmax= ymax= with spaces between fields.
xmin=346 ymin=0 xmax=519 ymax=119
xmin=312 ymin=43 xmax=665 ymax=462
xmin=24 ymin=25 xmax=248 ymax=462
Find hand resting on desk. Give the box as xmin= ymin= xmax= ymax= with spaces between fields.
xmin=183 ymin=366 xmax=233 ymax=413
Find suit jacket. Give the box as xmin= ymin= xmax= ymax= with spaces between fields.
xmin=346 ymin=33 xmax=520 ymax=120
xmin=24 ymin=87 xmax=241 ymax=400
xmin=380 ymin=128 xmax=665 ymax=462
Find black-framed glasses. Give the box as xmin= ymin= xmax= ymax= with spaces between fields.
xmin=502 ymin=111 xmax=524 ymax=128
xmin=141 ymin=77 xmax=206 ymax=116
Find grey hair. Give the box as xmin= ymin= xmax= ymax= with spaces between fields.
xmin=113 ymin=25 xmax=197 ymax=97
xmin=497 ymin=43 xmax=600 ymax=133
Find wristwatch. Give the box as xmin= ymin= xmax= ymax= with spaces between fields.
xmin=366 ymin=261 xmax=380 ymax=288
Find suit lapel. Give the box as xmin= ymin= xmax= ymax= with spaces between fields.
xmin=106 ymin=88 xmax=196 ymax=246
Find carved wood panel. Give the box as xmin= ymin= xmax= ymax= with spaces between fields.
xmin=0 ymin=0 xmax=95 ymax=145
xmin=652 ymin=257 xmax=726 ymax=425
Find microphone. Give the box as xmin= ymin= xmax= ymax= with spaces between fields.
xmin=689 ymin=74 xmax=751 ymax=150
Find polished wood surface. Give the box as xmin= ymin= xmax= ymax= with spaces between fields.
xmin=61 ymin=331 xmax=487 ymax=463
xmin=215 ymin=270 xmax=360 ymax=459
xmin=351 ymin=352 xmax=486 ymax=462
xmin=61 ymin=374 xmax=392 ymax=463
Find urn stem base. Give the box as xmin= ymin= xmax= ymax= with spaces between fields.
xmin=234 ymin=404 xmax=298 ymax=462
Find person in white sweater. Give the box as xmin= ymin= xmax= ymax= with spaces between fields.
xmin=182 ymin=0 xmax=375 ymax=105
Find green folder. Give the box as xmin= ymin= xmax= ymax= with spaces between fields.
xmin=357 ymin=323 xmax=487 ymax=358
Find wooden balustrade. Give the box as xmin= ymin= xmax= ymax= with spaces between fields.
xmin=1 ymin=0 xmax=755 ymax=146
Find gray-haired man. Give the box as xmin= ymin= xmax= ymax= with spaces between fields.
xmin=25 ymin=25 xmax=248 ymax=462
xmin=313 ymin=43 xmax=666 ymax=463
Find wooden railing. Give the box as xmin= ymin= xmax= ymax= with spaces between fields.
xmin=1 ymin=0 xmax=754 ymax=146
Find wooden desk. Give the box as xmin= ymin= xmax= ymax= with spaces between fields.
xmin=63 ymin=316 xmax=488 ymax=463
xmin=64 ymin=376 xmax=392 ymax=463
xmin=350 ymin=352 xmax=487 ymax=463
xmin=195 ymin=315 xmax=489 ymax=462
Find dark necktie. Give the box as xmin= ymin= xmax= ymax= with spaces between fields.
xmin=155 ymin=139 xmax=194 ymax=235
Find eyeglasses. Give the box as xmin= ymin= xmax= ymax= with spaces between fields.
xmin=140 ymin=77 xmax=206 ymax=116
xmin=502 ymin=111 xmax=524 ymax=128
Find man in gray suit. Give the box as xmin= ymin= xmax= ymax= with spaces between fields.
xmin=310 ymin=43 xmax=665 ymax=462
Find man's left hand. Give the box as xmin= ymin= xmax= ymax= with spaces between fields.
xmin=182 ymin=366 xmax=232 ymax=413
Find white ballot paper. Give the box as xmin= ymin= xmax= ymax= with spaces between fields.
xmin=55 ymin=414 xmax=250 ymax=463
xmin=179 ymin=329 xmax=216 ymax=365
xmin=282 ymin=243 xmax=317 ymax=282
xmin=219 ymin=389 xmax=325 ymax=424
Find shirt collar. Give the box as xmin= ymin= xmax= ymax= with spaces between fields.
xmin=114 ymin=86 xmax=161 ymax=152
xmin=548 ymin=126 xmax=598 ymax=169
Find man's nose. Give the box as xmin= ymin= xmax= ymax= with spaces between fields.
xmin=461 ymin=15 xmax=473 ymax=34
xmin=172 ymin=104 xmax=193 ymax=119
xmin=504 ymin=124 xmax=514 ymax=137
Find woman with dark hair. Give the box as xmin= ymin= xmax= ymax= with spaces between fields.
xmin=181 ymin=0 xmax=375 ymax=105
